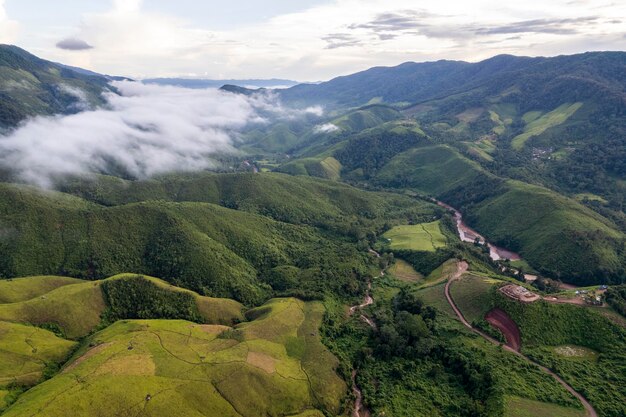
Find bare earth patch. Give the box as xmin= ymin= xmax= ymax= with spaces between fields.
xmin=246 ymin=351 xmax=277 ymax=373
xmin=95 ymin=354 xmax=156 ymax=376
xmin=63 ymin=342 xmax=112 ymax=373
xmin=485 ymin=308 xmax=521 ymax=351
xmin=194 ymin=324 xmax=231 ymax=334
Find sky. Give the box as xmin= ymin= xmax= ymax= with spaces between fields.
xmin=0 ymin=0 xmax=625 ymax=81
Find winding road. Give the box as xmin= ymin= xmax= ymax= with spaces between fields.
xmin=444 ymin=261 xmax=598 ymax=417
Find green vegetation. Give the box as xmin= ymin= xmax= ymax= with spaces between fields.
xmin=388 ymin=259 xmax=423 ymax=282
xmin=383 ymin=221 xmax=447 ymax=252
xmin=3 ymin=175 xmax=429 ymax=304
xmin=0 ymin=321 xmax=76 ymax=387
xmin=0 ymin=45 xmax=110 ymax=128
xmin=374 ymin=145 xmax=625 ymax=285
xmin=277 ymin=156 xmax=342 ymax=180
xmin=511 ymin=103 xmax=583 ymax=150
xmin=0 ymin=276 xmax=83 ymax=304
xmin=449 ymin=273 xmax=498 ymax=324
xmin=3 ymin=298 xmax=345 ymax=417
xmin=0 ymin=274 xmax=244 ymax=339
xmin=605 ymin=285 xmax=626 ymax=318
xmin=322 ymin=267 xmax=585 ymax=417
xmin=504 ymin=396 xmax=585 ymax=417
xmin=493 ymin=295 xmax=626 ymax=417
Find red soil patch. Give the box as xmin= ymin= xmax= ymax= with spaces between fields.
xmin=485 ymin=308 xmax=521 ymax=351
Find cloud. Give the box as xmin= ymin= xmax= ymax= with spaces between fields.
xmin=0 ymin=0 xmax=19 ymax=43
xmin=473 ymin=17 xmax=600 ymax=36
xmin=0 ymin=82 xmax=303 ymax=187
xmin=57 ymin=84 xmax=90 ymax=110
xmin=56 ymin=38 xmax=94 ymax=51
xmin=349 ymin=10 xmax=434 ymax=32
xmin=314 ymin=123 xmax=340 ymax=133
xmin=322 ymin=33 xmax=363 ymax=49
xmin=25 ymin=0 xmax=626 ymax=81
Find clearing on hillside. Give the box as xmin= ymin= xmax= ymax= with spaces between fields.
xmin=2 ymin=298 xmax=346 ymax=417
xmin=505 ymin=396 xmax=585 ymax=417
xmin=449 ymin=273 xmax=498 ymax=324
xmin=383 ymin=221 xmax=446 ymax=251
xmin=511 ymin=102 xmax=583 ymax=150
xmin=388 ymin=259 xmax=423 ymax=282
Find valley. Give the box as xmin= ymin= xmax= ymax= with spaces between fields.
xmin=0 ymin=43 xmax=624 ymax=417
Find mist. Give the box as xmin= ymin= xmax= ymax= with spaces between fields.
xmin=0 ymin=81 xmax=307 ymax=187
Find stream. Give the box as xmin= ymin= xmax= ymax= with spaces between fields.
xmin=349 ymin=256 xmax=378 ymax=417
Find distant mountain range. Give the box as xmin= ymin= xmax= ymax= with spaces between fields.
xmin=143 ymin=77 xmax=299 ymax=89
xmin=278 ymin=52 xmax=626 ymax=110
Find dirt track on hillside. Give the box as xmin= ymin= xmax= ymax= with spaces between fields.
xmin=485 ymin=308 xmax=520 ymax=351
xmin=444 ymin=260 xmax=597 ymax=417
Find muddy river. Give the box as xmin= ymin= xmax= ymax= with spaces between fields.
xmin=436 ymin=201 xmax=521 ymax=262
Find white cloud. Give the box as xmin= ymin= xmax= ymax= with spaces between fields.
xmin=0 ymin=82 xmax=295 ymax=187
xmin=0 ymin=0 xmax=19 ymax=43
xmin=14 ymin=0 xmax=626 ymax=80
xmin=314 ymin=123 xmax=340 ymax=133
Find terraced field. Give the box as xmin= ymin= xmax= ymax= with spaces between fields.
xmin=383 ymin=221 xmax=446 ymax=252
xmin=2 ymin=298 xmax=345 ymax=417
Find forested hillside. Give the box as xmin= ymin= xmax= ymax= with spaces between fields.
xmin=0 ymin=45 xmax=111 ymax=128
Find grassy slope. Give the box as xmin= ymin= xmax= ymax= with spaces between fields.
xmin=388 ymin=259 xmax=423 ymax=283
xmin=3 ymin=298 xmax=345 ymax=417
xmin=505 ymin=396 xmax=585 ymax=417
xmin=277 ymin=156 xmax=342 ymax=181
xmin=0 ymin=274 xmax=244 ymax=339
xmin=449 ymin=273 xmax=498 ymax=324
xmin=374 ymin=145 xmax=625 ymax=284
xmin=383 ymin=221 xmax=446 ymax=252
xmin=0 ymin=321 xmax=76 ymax=387
xmin=0 ymin=277 xmax=83 ymax=303
xmin=511 ymin=103 xmax=583 ymax=150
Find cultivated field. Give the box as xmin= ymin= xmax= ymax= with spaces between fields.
xmin=383 ymin=221 xmax=446 ymax=251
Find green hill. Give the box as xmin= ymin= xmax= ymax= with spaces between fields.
xmin=0 ymin=321 xmax=76 ymax=387
xmin=0 ymin=274 xmax=244 ymax=339
xmin=374 ymin=145 xmax=625 ymax=284
xmin=2 ymin=298 xmax=345 ymax=417
xmin=0 ymin=174 xmax=439 ymax=303
xmin=0 ymin=45 xmax=111 ymax=128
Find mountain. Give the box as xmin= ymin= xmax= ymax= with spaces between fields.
xmin=279 ymin=52 xmax=626 ymax=110
xmin=0 ymin=45 xmax=113 ymax=129
xmin=144 ymin=77 xmax=299 ymax=89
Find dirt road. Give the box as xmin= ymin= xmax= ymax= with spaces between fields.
xmin=444 ymin=261 xmax=597 ymax=417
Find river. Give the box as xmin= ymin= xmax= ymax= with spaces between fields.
xmin=436 ymin=201 xmax=521 ymax=262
